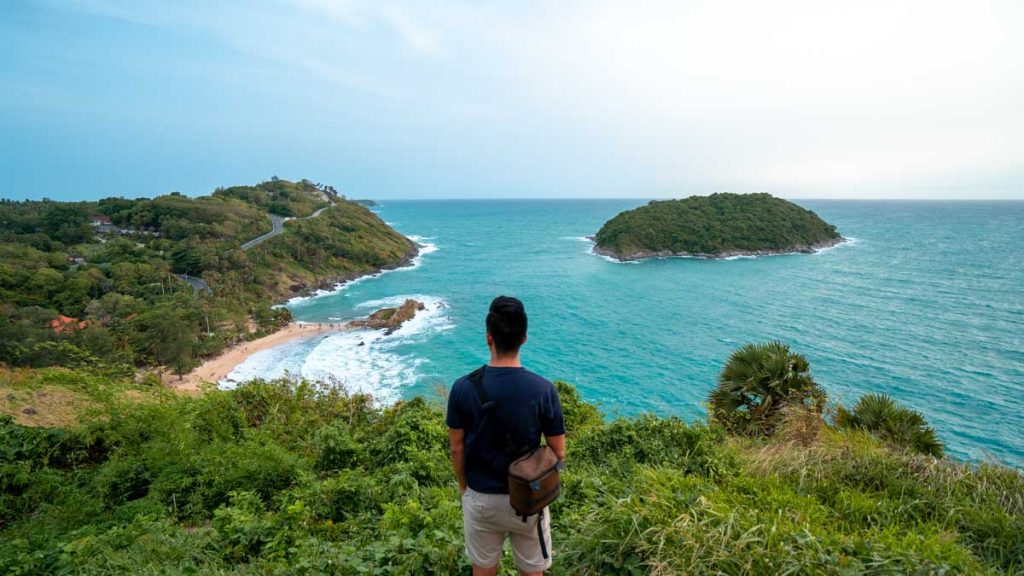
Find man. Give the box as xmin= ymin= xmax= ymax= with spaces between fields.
xmin=447 ymin=296 xmax=566 ymax=576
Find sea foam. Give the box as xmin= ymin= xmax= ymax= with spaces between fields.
xmin=283 ymin=236 xmax=438 ymax=306
xmin=562 ymin=236 xmax=640 ymax=264
xmin=223 ymin=295 xmax=453 ymax=402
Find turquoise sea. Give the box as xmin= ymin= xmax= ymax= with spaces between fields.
xmin=228 ymin=200 xmax=1024 ymax=468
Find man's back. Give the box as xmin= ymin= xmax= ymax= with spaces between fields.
xmin=446 ymin=366 xmax=564 ymax=494
xmin=447 ymin=295 xmax=565 ymax=575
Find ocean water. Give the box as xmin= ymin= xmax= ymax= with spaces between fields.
xmin=228 ymin=200 xmax=1024 ymax=468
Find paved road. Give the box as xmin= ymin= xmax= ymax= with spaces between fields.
xmin=241 ymin=214 xmax=287 ymax=250
xmin=177 ymin=274 xmax=211 ymax=297
xmin=240 ymin=206 xmax=332 ymax=251
xmin=182 ymin=205 xmax=334 ymax=297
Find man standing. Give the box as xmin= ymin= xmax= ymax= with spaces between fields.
xmin=447 ymin=296 xmax=566 ymax=576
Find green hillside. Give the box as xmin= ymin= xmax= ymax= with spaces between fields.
xmin=0 ymin=179 xmax=415 ymax=377
xmin=593 ymin=193 xmax=843 ymax=260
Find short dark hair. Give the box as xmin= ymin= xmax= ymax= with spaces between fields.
xmin=486 ymin=296 xmax=528 ymax=355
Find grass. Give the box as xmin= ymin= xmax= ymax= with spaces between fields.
xmin=1 ymin=373 xmax=1022 ymax=575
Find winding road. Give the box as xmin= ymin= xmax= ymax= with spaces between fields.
xmin=240 ymin=206 xmax=330 ymax=251
xmin=177 ymin=274 xmax=211 ymax=296
xmin=182 ymin=204 xmax=333 ymax=296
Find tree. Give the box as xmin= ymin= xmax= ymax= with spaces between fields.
xmin=41 ymin=204 xmax=92 ymax=244
xmin=134 ymin=306 xmax=195 ymax=379
xmin=708 ymin=341 xmax=826 ymax=436
xmin=835 ymin=394 xmax=944 ymax=458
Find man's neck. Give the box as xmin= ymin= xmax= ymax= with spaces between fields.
xmin=488 ymin=354 xmax=522 ymax=368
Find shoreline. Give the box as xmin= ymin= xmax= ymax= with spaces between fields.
xmin=166 ymin=322 xmax=352 ymax=394
xmin=168 ymin=237 xmax=426 ymax=395
xmin=279 ymin=241 xmax=421 ymax=305
xmin=588 ymin=236 xmax=848 ymax=262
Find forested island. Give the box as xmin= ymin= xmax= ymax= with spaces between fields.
xmin=593 ymin=193 xmax=844 ymax=261
xmin=0 ymin=178 xmax=416 ymax=379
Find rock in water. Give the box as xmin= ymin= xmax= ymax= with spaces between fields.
xmin=351 ymin=299 xmax=426 ymax=335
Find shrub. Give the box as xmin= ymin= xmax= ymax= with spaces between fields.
xmin=555 ymin=380 xmax=603 ymax=435
xmin=834 ymin=393 xmax=944 ymax=457
xmin=708 ymin=340 xmax=826 ymax=436
xmin=313 ymin=421 xmax=363 ymax=473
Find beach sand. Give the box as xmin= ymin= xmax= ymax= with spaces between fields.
xmin=166 ymin=322 xmax=350 ymax=393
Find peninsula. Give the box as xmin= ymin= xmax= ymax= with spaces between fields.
xmin=592 ymin=193 xmax=844 ymax=261
xmin=0 ymin=178 xmax=417 ymax=381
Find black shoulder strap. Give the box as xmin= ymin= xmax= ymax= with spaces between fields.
xmin=467 ymin=364 xmax=494 ymax=413
xmin=467 ymin=365 xmax=516 ymax=454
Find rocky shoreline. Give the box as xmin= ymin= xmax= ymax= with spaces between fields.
xmin=279 ymin=239 xmax=421 ymax=304
xmin=589 ymin=236 xmax=847 ymax=262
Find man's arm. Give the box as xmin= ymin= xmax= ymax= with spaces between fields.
xmin=448 ymin=427 xmax=467 ymax=494
xmin=545 ymin=434 xmax=566 ymax=461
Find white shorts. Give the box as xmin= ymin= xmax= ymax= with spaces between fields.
xmin=461 ymin=487 xmax=553 ymax=572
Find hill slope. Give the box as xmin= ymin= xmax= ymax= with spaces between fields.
xmin=593 ymin=193 xmax=843 ymax=261
xmin=0 ymin=179 xmax=415 ymax=376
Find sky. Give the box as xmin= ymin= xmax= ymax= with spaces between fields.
xmin=1 ymin=0 xmax=1022 ymax=200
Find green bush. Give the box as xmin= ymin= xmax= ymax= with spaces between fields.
xmin=709 ymin=340 xmax=827 ymax=436
xmin=1 ymin=375 xmax=1022 ymax=575
xmin=835 ymin=393 xmax=945 ymax=457
xmin=314 ymin=421 xmax=363 ymax=472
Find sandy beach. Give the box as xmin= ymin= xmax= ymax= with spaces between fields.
xmin=167 ymin=322 xmax=351 ymax=393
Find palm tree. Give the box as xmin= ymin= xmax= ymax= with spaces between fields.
xmin=708 ymin=341 xmax=826 ymax=436
xmin=834 ymin=393 xmax=944 ymax=458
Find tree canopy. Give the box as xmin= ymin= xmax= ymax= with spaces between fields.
xmin=593 ymin=193 xmax=842 ymax=260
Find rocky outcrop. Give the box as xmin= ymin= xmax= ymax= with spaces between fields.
xmin=590 ymin=236 xmax=847 ymax=261
xmin=351 ymin=299 xmax=425 ymax=335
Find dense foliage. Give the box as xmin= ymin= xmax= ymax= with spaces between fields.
xmin=710 ymin=341 xmax=944 ymax=460
xmin=0 ymin=180 xmax=413 ymax=376
xmin=709 ymin=340 xmax=827 ymax=437
xmin=1 ymin=368 xmax=1021 ymax=574
xmin=593 ymin=193 xmax=842 ymax=259
xmin=213 ymin=178 xmax=335 ymax=218
xmin=835 ymin=393 xmax=945 ymax=458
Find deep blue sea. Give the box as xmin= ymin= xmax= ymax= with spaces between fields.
xmin=228 ymin=200 xmax=1024 ymax=468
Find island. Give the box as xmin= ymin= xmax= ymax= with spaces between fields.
xmin=592 ymin=193 xmax=844 ymax=261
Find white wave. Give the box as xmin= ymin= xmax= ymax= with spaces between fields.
xmin=563 ymin=235 xmax=642 ymax=264
xmin=813 ymin=236 xmax=859 ymax=255
xmin=223 ymin=296 xmax=453 ymax=403
xmin=283 ymin=235 xmax=439 ymax=306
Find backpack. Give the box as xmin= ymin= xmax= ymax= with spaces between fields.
xmin=468 ymin=365 xmax=563 ymax=559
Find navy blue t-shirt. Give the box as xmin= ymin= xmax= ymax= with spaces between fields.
xmin=446 ymin=366 xmax=565 ymax=494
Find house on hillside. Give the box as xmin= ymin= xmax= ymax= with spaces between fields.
xmin=50 ymin=315 xmax=90 ymax=334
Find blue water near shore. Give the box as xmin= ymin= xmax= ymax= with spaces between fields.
xmin=229 ymin=199 xmax=1024 ymax=467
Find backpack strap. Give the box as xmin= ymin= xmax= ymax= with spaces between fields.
xmin=537 ymin=508 xmax=549 ymax=559
xmin=467 ymin=365 xmax=494 ymax=413
xmin=467 ymin=365 xmax=516 ymax=455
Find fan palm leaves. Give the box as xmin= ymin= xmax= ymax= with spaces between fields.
xmin=708 ymin=340 xmax=826 ymax=436
xmin=835 ymin=393 xmax=944 ymax=457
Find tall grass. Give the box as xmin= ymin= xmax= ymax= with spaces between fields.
xmin=1 ymin=375 xmax=1022 ymax=575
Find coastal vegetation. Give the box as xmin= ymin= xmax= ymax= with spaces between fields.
xmin=0 ymin=179 xmax=414 ymax=378
xmin=593 ymin=193 xmax=843 ymax=261
xmin=2 ymin=343 xmax=1022 ymax=575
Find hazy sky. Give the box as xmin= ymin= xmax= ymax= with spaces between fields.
xmin=2 ymin=0 xmax=1022 ymax=200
